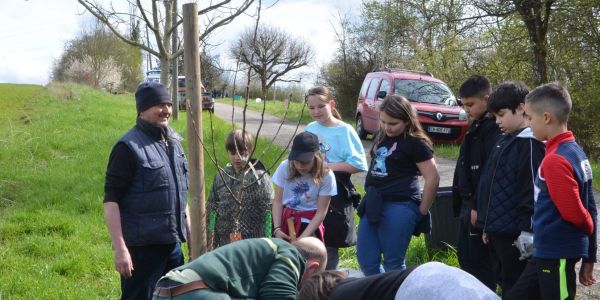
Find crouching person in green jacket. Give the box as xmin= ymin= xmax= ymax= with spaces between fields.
xmin=152 ymin=237 xmax=327 ymax=300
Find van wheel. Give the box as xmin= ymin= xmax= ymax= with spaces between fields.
xmin=356 ymin=115 xmax=367 ymax=140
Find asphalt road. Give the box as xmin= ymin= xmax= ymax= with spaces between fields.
xmin=212 ymin=101 xmax=600 ymax=298
xmin=213 ymin=102 xmax=456 ymax=188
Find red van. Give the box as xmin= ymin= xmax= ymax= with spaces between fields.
xmin=355 ymin=68 xmax=468 ymax=144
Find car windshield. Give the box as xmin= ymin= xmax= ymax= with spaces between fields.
xmin=394 ymin=79 xmax=455 ymax=105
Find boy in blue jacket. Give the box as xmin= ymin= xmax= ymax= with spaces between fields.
xmin=476 ymin=81 xmax=545 ymax=296
xmin=508 ymin=83 xmax=597 ymax=300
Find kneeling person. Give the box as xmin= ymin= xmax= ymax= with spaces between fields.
xmin=153 ymin=237 xmax=326 ymax=300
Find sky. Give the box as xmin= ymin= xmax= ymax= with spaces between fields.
xmin=0 ymin=0 xmax=363 ymax=86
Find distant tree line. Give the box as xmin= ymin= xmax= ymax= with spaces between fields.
xmin=321 ymin=0 xmax=600 ymax=158
xmin=51 ymin=22 xmax=143 ymax=92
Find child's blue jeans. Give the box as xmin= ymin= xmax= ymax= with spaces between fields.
xmin=357 ymin=201 xmax=421 ymax=276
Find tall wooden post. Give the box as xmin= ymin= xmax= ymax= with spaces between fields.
xmin=182 ymin=3 xmax=206 ymax=258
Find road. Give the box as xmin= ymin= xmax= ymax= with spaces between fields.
xmin=213 ymin=102 xmax=456 ymax=188
xmin=211 ymin=101 xmax=600 ymax=298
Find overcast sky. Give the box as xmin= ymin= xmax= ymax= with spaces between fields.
xmin=0 ymin=0 xmax=362 ymax=86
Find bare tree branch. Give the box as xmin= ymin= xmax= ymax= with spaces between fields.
xmin=231 ymin=25 xmax=314 ymax=100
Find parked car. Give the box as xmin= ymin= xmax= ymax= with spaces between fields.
xmin=355 ymin=68 xmax=468 ymax=144
xmin=202 ymin=92 xmax=214 ymax=113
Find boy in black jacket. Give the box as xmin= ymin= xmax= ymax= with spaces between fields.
xmin=476 ymin=81 xmax=545 ymax=296
xmin=452 ymin=75 xmax=501 ymax=290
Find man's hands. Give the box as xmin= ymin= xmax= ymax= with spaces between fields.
xmin=113 ymin=247 xmax=134 ymax=278
xmin=579 ymin=262 xmax=596 ymax=286
xmin=513 ymin=231 xmax=534 ymax=261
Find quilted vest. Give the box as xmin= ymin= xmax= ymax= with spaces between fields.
xmin=119 ymin=125 xmax=189 ymax=246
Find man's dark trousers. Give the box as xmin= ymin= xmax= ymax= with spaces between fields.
xmin=457 ymin=219 xmax=497 ymax=291
xmin=121 ymin=243 xmax=184 ymax=300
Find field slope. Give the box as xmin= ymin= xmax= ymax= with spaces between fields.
xmin=0 ymin=83 xmax=285 ymax=298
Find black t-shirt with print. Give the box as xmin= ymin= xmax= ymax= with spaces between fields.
xmin=365 ymin=134 xmax=433 ymax=202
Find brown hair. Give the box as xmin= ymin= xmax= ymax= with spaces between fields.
xmin=288 ymin=151 xmax=329 ymax=186
xmin=371 ymin=95 xmax=432 ymax=156
xmin=305 ymin=86 xmax=342 ymax=119
xmin=225 ymin=129 xmax=253 ymax=154
xmin=525 ymin=82 xmax=572 ymax=124
xmin=296 ymin=270 xmax=348 ymax=300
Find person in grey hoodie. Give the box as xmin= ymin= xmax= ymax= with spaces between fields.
xmin=297 ymin=262 xmax=500 ymax=300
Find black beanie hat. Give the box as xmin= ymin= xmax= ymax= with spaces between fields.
xmin=135 ymin=82 xmax=172 ymax=113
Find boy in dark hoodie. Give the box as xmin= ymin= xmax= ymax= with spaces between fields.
xmin=476 ymin=81 xmax=545 ymax=297
xmin=452 ymin=75 xmax=501 ymax=290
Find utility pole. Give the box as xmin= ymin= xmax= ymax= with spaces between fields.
xmin=171 ymin=0 xmax=179 ymax=120
xmin=183 ymin=3 xmax=206 ymax=258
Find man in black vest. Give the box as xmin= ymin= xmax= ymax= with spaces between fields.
xmin=104 ymin=82 xmax=190 ymax=300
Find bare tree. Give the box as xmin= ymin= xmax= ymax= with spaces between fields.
xmin=77 ymin=0 xmax=255 ymax=89
xmin=230 ymin=25 xmax=314 ymax=100
xmin=473 ymin=0 xmax=557 ymax=84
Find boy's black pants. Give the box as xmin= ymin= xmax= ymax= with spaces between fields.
xmin=507 ymin=257 xmax=578 ymax=300
xmin=457 ymin=219 xmax=497 ymax=291
xmin=488 ymin=234 xmax=526 ymax=297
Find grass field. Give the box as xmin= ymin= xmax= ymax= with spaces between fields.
xmin=217 ymin=97 xmax=314 ymax=125
xmin=0 ymin=83 xmax=459 ymax=298
xmin=0 ymin=83 xmax=284 ymax=298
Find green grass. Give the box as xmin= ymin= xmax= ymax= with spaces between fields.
xmin=218 ymin=97 xmax=315 ymax=125
xmin=0 ymin=83 xmax=286 ymax=298
xmin=433 ymin=144 xmax=460 ymax=159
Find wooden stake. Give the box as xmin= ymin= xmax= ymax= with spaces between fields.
xmin=183 ymin=3 xmax=206 ymax=258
